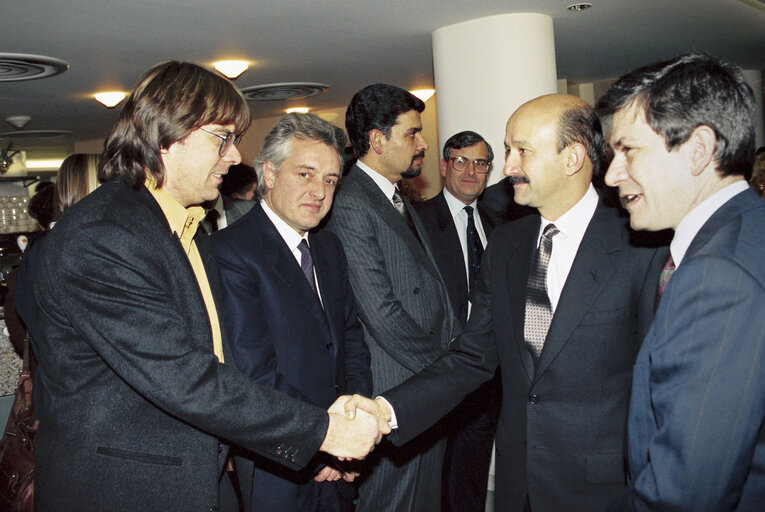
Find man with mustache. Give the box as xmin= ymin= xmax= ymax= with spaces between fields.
xmin=348 ymin=93 xmax=666 ymax=512
xmin=325 ymin=83 xmax=457 ymax=512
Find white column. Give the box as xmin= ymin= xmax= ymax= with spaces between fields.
xmin=742 ymin=69 xmax=764 ymax=149
xmin=433 ymin=13 xmax=558 ymax=186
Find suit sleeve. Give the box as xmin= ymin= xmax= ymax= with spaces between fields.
xmin=383 ymin=239 xmax=500 ymax=445
xmin=38 ymin=219 xmax=328 ymax=470
xmin=328 ymin=196 xmax=445 ymax=372
xmin=619 ymin=255 xmax=765 ymax=511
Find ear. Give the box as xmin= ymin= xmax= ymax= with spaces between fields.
xmin=564 ymin=143 xmax=587 ymax=176
xmin=231 ymin=192 xmax=244 ymax=200
xmin=262 ymin=161 xmax=277 ymax=191
xmin=687 ymin=125 xmax=716 ymax=177
xmin=440 ymin=158 xmax=448 ymax=178
xmin=369 ymin=129 xmax=385 ymax=155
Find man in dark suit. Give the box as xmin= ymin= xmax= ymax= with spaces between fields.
xmin=414 ymin=130 xmax=500 ymax=512
xmin=325 ymin=83 xmax=456 ymax=512
xmin=347 ymin=93 xmax=665 ymax=512
xmin=212 ymin=113 xmax=372 ymax=511
xmin=32 ymin=61 xmax=386 ymax=512
xmin=598 ymin=53 xmax=765 ymax=512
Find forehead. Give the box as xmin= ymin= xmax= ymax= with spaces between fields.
xmin=505 ymin=106 xmax=557 ymax=144
xmin=448 ymin=142 xmax=488 ymax=157
xmin=284 ymin=138 xmax=340 ymax=171
xmin=392 ymin=110 xmax=422 ymax=131
xmin=609 ymin=102 xmax=656 ymax=144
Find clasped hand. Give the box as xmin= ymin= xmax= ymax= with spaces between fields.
xmin=319 ymin=394 xmax=393 ymax=461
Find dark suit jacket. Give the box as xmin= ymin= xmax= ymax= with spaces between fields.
xmin=223 ymin=195 xmax=255 ymax=225
xmin=612 ymin=189 xmax=765 ymax=512
xmin=33 ymin=181 xmax=329 ymax=512
xmin=211 ymin=203 xmax=372 ymax=509
xmin=384 ymin=197 xmax=665 ymax=512
xmin=325 ymin=165 xmax=456 ymax=511
xmin=414 ymin=190 xmax=494 ymax=326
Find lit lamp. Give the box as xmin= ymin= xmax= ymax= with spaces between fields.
xmin=94 ymin=92 xmax=127 ymax=108
xmin=214 ymin=60 xmax=249 ymax=79
xmin=410 ymin=89 xmax=435 ymax=102
xmin=285 ymin=107 xmax=309 ymax=114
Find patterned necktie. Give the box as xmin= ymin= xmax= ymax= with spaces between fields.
xmin=524 ymin=223 xmax=559 ymax=359
xmin=297 ymin=239 xmax=318 ymax=295
xmin=657 ymin=253 xmax=676 ymax=297
xmin=465 ymin=205 xmax=484 ymax=301
xmin=392 ymin=188 xmax=423 ymax=246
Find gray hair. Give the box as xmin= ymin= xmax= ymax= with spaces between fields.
xmin=255 ymin=113 xmax=348 ymax=198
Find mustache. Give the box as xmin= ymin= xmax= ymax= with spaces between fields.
xmin=506 ymin=175 xmax=530 ymax=185
xmin=411 ymin=152 xmax=425 ymax=161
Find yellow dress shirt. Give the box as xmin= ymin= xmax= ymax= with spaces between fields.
xmin=144 ymin=176 xmax=225 ymax=363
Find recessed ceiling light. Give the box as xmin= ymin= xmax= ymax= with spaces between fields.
xmin=214 ymin=60 xmax=249 ymax=79
xmin=567 ymin=3 xmax=592 ymax=11
xmin=410 ymin=89 xmax=435 ymax=102
xmin=286 ymin=107 xmax=309 ymax=114
xmin=94 ymin=92 xmax=127 ymax=108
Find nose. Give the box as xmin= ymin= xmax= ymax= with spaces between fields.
xmin=417 ymin=133 xmax=429 ymax=152
xmin=309 ymin=178 xmax=327 ymax=200
xmin=503 ymin=150 xmax=519 ymax=177
xmin=604 ymin=154 xmax=626 ymax=188
xmin=224 ymin=143 xmax=242 ymax=165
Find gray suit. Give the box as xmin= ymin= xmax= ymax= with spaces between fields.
xmin=325 ymin=165 xmax=456 ymax=512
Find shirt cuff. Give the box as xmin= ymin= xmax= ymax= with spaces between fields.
xmin=375 ymin=396 xmax=398 ymax=429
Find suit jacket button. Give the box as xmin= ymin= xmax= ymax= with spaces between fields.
xmin=413 ymin=287 xmax=420 ymax=294
xmin=334 ymin=384 xmax=340 ymax=392
xmin=326 ymin=342 xmax=334 ymax=349
xmin=529 ymin=394 xmax=539 ymax=404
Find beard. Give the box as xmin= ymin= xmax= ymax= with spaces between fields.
xmin=401 ymin=152 xmax=425 ymax=179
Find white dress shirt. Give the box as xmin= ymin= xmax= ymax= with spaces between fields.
xmin=536 ymin=184 xmax=599 ymax=312
xmin=261 ymin=200 xmax=323 ymax=305
xmin=669 ymin=180 xmax=749 ymax=267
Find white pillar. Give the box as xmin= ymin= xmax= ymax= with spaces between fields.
xmin=742 ymin=69 xmax=764 ymax=149
xmin=433 ymin=13 xmax=558 ymax=186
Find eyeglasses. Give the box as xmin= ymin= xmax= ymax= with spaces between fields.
xmin=449 ymin=156 xmax=491 ymax=173
xmin=199 ymin=127 xmax=243 ymax=156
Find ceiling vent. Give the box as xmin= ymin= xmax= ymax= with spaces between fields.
xmin=240 ymin=82 xmax=330 ymax=102
xmin=0 ymin=53 xmax=69 ymax=82
xmin=0 ymin=130 xmax=72 ymax=141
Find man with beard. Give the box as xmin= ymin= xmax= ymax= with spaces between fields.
xmin=325 ymin=83 xmax=457 ymax=512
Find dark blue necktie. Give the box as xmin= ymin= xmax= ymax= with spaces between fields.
xmin=465 ymin=206 xmax=483 ymax=301
xmin=297 ymin=239 xmax=318 ymax=295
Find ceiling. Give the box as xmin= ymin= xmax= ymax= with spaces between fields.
xmin=2 ymin=0 xmax=765 ymax=159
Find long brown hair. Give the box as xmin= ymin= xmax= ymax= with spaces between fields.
xmin=56 ymin=153 xmax=101 ymax=212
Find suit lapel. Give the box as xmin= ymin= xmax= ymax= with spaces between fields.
xmin=349 ymin=167 xmax=441 ymax=278
xmin=534 ymin=202 xmax=617 ymax=381
xmin=251 ymin=205 xmax=330 ymax=333
xmin=309 ymin=234 xmax=339 ymax=354
xmin=506 ymin=216 xmax=540 ymax=381
xmin=686 ymin=189 xmax=760 ymax=260
xmin=435 ymin=193 xmax=469 ymax=323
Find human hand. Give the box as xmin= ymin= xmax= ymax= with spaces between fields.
xmin=320 ymin=396 xmax=389 ymax=459
xmin=343 ymin=394 xmax=392 ymax=425
xmin=314 ymin=465 xmax=343 ymax=482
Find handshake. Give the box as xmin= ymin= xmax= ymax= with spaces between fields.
xmin=319 ymin=394 xmax=394 ymax=460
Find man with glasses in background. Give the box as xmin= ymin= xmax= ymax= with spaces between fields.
xmin=414 ymin=130 xmax=500 ymax=512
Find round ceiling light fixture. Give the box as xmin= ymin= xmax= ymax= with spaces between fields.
xmin=0 ymin=53 xmax=69 ymax=82
xmin=567 ymin=3 xmax=593 ymax=11
xmin=240 ymin=82 xmax=330 ymax=102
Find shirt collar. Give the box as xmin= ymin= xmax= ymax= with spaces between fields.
xmin=144 ymin=175 xmax=205 ymax=253
xmin=260 ymin=199 xmax=309 ymax=251
xmin=538 ymin=183 xmax=598 ymax=244
xmin=443 ymin=187 xmax=478 ymax=219
xmin=670 ymin=180 xmax=749 ymax=266
xmin=356 ymin=160 xmax=398 ymax=201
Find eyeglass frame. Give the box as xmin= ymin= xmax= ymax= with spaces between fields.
xmin=448 ymin=155 xmax=491 ymax=174
xmin=199 ymin=127 xmax=243 ymax=156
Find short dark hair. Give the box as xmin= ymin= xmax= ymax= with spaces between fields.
xmin=255 ymin=113 xmax=347 ymax=198
xmin=220 ymin=163 xmax=257 ymax=197
xmin=100 ymin=61 xmax=251 ymax=187
xmin=442 ymin=131 xmax=494 ymax=162
xmin=28 ymin=181 xmax=57 ymax=229
xmin=345 ymin=83 xmax=425 ymax=158
xmin=556 ymin=105 xmax=606 ymax=176
xmin=596 ymin=53 xmax=755 ymax=178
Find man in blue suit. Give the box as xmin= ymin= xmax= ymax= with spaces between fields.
xmin=597 ymin=53 xmax=765 ymax=511
xmin=213 ymin=113 xmax=372 ymax=511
